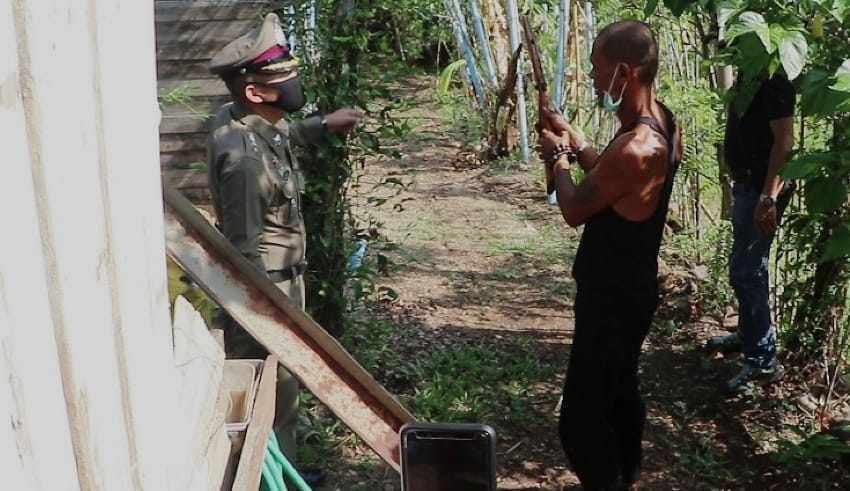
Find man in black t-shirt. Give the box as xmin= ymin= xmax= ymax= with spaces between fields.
xmin=709 ymin=72 xmax=796 ymax=395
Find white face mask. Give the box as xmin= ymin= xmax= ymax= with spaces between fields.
xmin=601 ymin=64 xmax=627 ymax=113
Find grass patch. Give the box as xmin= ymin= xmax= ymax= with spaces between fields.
xmin=403 ymin=341 xmax=559 ymax=425
xmin=489 ymin=222 xmax=579 ymax=264
xmin=339 ymin=316 xmax=404 ymax=375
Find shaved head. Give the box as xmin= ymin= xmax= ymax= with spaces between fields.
xmin=596 ymin=20 xmax=659 ymax=84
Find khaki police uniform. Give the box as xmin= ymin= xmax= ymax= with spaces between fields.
xmin=207 ymin=12 xmax=326 ymax=462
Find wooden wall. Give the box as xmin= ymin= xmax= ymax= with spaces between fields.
xmin=156 ymin=0 xmax=288 ymax=203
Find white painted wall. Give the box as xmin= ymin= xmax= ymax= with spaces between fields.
xmin=0 ymin=0 xmax=182 ymax=489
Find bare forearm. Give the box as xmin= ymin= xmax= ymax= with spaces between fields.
xmin=762 ymin=147 xmax=788 ymax=197
xmin=764 ymin=117 xmax=794 ymax=197
xmin=553 ymin=158 xmax=581 ymax=226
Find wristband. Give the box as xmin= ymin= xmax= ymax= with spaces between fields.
xmin=549 ymin=143 xmax=575 ymax=167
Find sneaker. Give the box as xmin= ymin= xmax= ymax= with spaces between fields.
xmin=707 ymin=332 xmax=741 ymax=354
xmin=726 ymin=362 xmax=785 ymax=395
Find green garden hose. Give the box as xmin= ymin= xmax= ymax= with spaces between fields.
xmin=260 ymin=432 xmax=312 ymax=491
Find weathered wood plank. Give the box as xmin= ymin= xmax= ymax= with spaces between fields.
xmin=158 ymin=59 xmax=216 ymax=80
xmin=1 ymin=5 xmax=81 ymax=487
xmin=160 ymin=149 xmax=209 ymax=170
xmin=231 ymin=356 xmax=278 ymax=491
xmin=159 ymin=95 xmax=223 ymax=119
xmin=7 ymin=0 xmax=180 ymax=489
xmin=164 ymin=168 xmax=209 ymax=189
xmin=159 ymin=78 xmax=229 ymax=98
xmin=156 ymin=20 xmax=258 ymax=62
xmin=160 ymin=132 xmax=208 ymax=153
xmin=160 ymin=115 xmax=211 ymax=135
xmin=154 ymin=1 xmax=285 ymax=23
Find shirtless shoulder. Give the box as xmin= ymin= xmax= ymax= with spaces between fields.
xmin=595 ymin=128 xmax=665 ymax=180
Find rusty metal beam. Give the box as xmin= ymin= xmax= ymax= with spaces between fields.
xmin=162 ymin=183 xmax=413 ymax=472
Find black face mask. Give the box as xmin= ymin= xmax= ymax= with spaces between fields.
xmin=260 ymin=76 xmax=306 ymax=113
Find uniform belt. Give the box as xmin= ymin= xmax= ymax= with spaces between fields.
xmin=267 ymin=262 xmax=307 ymax=283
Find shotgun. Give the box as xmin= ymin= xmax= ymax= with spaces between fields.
xmin=521 ymin=14 xmax=568 ymax=194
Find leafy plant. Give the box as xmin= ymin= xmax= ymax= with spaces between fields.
xmin=165 ymin=258 xmax=217 ymax=328
xmin=437 ymin=58 xmax=468 ymax=96
xmin=157 ymin=84 xmax=210 ymax=120
xmin=775 ymin=424 xmax=850 ymax=467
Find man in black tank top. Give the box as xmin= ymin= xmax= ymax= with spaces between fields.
xmin=537 ymin=21 xmax=681 ymax=491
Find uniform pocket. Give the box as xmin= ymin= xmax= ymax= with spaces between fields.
xmin=274 ymin=165 xmax=300 ymax=228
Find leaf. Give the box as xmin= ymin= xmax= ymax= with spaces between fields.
xmin=805 ymin=177 xmax=848 ymax=214
xmin=734 ymin=34 xmax=772 ymax=77
xmin=725 ymin=11 xmax=771 ymax=51
xmin=822 ymin=230 xmax=850 ymax=260
xmin=716 ymin=1 xmax=741 ymax=32
xmin=800 ymin=68 xmax=850 ymax=117
xmin=644 ymin=0 xmax=660 ymax=18
xmin=829 ymin=59 xmax=850 ymax=92
xmin=437 ymin=59 xmax=467 ymax=97
xmin=782 ymin=152 xmax=833 ymax=179
xmin=777 ymin=29 xmax=808 ymax=80
xmin=663 ymin=0 xmax=694 ymax=16
xmin=828 ymin=0 xmax=850 ymax=23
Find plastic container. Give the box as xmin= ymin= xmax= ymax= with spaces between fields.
xmin=223 ymin=360 xmax=258 ymax=431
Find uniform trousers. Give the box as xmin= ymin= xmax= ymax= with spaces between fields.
xmin=221 ymin=274 xmax=306 ymax=461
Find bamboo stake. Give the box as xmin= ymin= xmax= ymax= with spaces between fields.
xmin=554 ymin=0 xmax=570 ymax=110
xmin=505 ymin=0 xmax=530 ymax=163
xmin=445 ymin=0 xmax=488 ymax=111
xmin=584 ymin=2 xmax=599 ymax=134
xmin=468 ymin=0 xmax=498 ymax=88
xmin=572 ymin=1 xmax=582 ymax=124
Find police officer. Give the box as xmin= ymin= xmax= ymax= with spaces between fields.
xmin=208 ymin=12 xmax=360 ymax=485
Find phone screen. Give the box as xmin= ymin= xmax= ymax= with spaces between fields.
xmin=401 ymin=427 xmax=495 ymax=491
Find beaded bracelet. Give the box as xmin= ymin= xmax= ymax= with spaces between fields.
xmin=549 ymin=143 xmax=574 ymax=166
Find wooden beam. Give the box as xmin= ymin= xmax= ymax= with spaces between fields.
xmin=231 ymin=355 xmax=278 ymax=491
xmin=163 ymin=184 xmax=415 ymax=472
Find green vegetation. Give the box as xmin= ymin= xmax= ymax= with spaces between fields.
xmin=255 ymin=0 xmax=850 ymax=484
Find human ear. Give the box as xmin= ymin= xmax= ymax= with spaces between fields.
xmin=244 ymin=83 xmax=266 ymax=104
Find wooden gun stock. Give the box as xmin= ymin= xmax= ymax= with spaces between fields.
xmin=521 ymin=14 xmax=563 ymax=194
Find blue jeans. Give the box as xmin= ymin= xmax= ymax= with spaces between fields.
xmin=729 ymin=184 xmax=789 ymax=369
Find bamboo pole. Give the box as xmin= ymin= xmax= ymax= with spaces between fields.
xmin=468 ymin=0 xmax=498 ymax=88
xmin=505 ymin=0 xmax=530 ymax=163
xmin=446 ymin=0 xmax=488 ymax=110
xmin=554 ymin=0 xmax=570 ymax=110
xmin=572 ymin=1 xmax=583 ymax=124
xmin=584 ymin=2 xmax=599 ymax=134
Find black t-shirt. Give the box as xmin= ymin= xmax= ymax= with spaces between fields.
xmin=724 ymin=73 xmax=795 ymax=186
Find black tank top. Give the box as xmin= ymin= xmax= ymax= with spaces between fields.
xmin=572 ymin=103 xmax=680 ymax=287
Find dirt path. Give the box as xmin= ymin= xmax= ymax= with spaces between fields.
xmin=332 ymin=75 xmax=849 ymax=491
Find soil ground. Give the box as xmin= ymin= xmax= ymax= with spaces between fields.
xmin=308 ymin=75 xmax=850 ymax=491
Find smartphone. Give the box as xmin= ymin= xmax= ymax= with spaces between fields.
xmin=400 ymin=422 xmax=497 ymax=491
